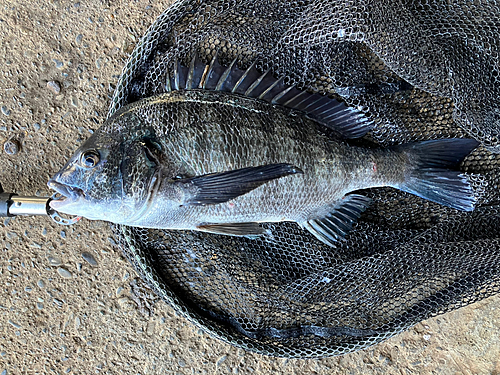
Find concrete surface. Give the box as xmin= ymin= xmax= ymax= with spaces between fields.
xmin=0 ymin=0 xmax=499 ymax=373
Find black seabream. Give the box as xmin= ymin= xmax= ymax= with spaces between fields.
xmin=48 ymin=56 xmax=478 ymax=247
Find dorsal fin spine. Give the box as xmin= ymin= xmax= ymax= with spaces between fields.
xmin=306 ymin=98 xmax=331 ymax=113
xmin=258 ymin=77 xmax=283 ymax=100
xmin=271 ymin=86 xmax=294 ymax=104
xmin=302 ymin=96 xmax=326 ymax=112
xmin=323 ymin=109 xmax=356 ymax=121
xmin=199 ymin=64 xmax=209 ymax=89
xmin=215 ymin=58 xmax=238 ymax=91
xmin=202 ymin=53 xmax=219 ymax=90
xmin=173 ymin=60 xmax=180 ymax=90
xmin=244 ymin=69 xmax=271 ymax=96
xmin=165 ymin=69 xmax=171 ymax=92
xmin=315 ymin=102 xmax=344 ymax=116
xmin=186 ymin=55 xmax=197 ymax=90
xmin=283 ymin=91 xmax=308 ymax=107
xmin=167 ymin=54 xmax=373 ymax=139
xmin=232 ymin=61 xmax=257 ymax=93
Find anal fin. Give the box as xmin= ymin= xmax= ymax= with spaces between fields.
xmin=303 ymin=194 xmax=371 ymax=247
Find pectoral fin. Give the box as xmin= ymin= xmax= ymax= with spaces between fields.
xmin=179 ymin=163 xmax=303 ymax=206
xmin=197 ymin=222 xmax=265 ymax=238
xmin=303 ymin=194 xmax=371 ymax=247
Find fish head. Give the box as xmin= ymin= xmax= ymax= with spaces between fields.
xmin=47 ymin=116 xmax=162 ymax=224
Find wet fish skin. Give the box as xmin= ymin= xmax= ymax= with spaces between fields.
xmin=48 ymin=89 xmax=477 ymax=246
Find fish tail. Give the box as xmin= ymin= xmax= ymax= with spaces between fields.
xmin=396 ymin=138 xmax=479 ymax=211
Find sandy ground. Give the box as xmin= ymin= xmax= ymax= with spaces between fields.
xmin=0 ymin=0 xmax=499 ymax=374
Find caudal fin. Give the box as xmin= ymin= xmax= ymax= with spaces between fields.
xmin=398 ymin=139 xmax=479 ymax=211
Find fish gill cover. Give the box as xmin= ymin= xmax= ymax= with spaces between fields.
xmin=102 ymin=0 xmax=499 ymax=358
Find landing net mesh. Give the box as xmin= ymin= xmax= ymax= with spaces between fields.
xmin=108 ymin=0 xmax=499 ymax=358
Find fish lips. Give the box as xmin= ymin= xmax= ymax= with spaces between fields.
xmin=47 ymin=180 xmax=85 ymax=210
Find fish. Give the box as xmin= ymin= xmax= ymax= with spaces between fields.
xmin=47 ymin=55 xmax=478 ymax=247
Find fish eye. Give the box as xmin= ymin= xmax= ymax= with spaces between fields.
xmin=80 ymin=150 xmax=100 ymax=168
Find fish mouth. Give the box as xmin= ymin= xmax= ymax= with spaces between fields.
xmin=47 ymin=180 xmax=85 ymax=209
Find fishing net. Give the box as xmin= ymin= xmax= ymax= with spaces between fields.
xmin=108 ymin=0 xmax=500 ymax=358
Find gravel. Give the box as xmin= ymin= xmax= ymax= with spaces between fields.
xmin=48 ymin=256 xmax=62 ymax=266
xmin=3 ymin=140 xmax=20 ymax=155
xmin=81 ymin=252 xmax=98 ymax=266
xmin=46 ymin=81 xmax=61 ymax=95
xmin=57 ymin=268 xmax=72 ymax=278
xmin=52 ymin=59 xmax=64 ymax=69
xmin=1 ymin=106 xmax=11 ymax=116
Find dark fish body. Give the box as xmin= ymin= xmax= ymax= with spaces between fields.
xmin=48 ymin=57 xmax=478 ymax=246
xmin=120 ymin=90 xmax=394 ymax=227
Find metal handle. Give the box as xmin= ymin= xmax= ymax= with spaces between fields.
xmin=8 ymin=196 xmax=50 ymax=216
xmin=0 ymin=183 xmax=81 ymax=225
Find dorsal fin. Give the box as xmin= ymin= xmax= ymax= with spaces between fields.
xmin=167 ymin=55 xmax=373 ymax=139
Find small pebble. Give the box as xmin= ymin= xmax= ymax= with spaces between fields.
xmin=6 ymin=232 xmax=17 ymax=239
xmin=95 ymin=58 xmax=103 ymax=69
xmin=75 ymin=34 xmax=83 ymax=44
xmin=115 ymin=286 xmax=124 ymax=297
xmin=60 ymin=230 xmax=66 ymax=239
xmin=0 ymin=352 xmax=5 ymax=357
xmin=3 ymin=140 xmax=20 ymax=155
xmin=216 ymin=355 xmax=227 ymax=367
xmin=33 ymin=123 xmax=41 ymax=131
xmin=1 ymin=369 xmax=6 ymax=375
xmin=36 ymin=302 xmax=43 ymax=310
xmin=1 ymin=106 xmax=11 ymax=116
xmin=57 ymin=268 xmax=72 ymax=278
xmin=8 ymin=320 xmax=21 ymax=329
xmin=47 ymin=81 xmax=61 ymax=95
xmin=81 ymin=252 xmax=97 ymax=266
xmin=117 ymin=297 xmax=134 ymax=310
xmin=24 ymin=286 xmax=32 ymax=292
xmin=146 ymin=321 xmax=155 ymax=335
xmin=48 ymin=256 xmax=62 ymax=266
xmin=53 ymin=59 xmax=64 ymax=69
xmin=37 ymin=280 xmax=45 ymax=288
